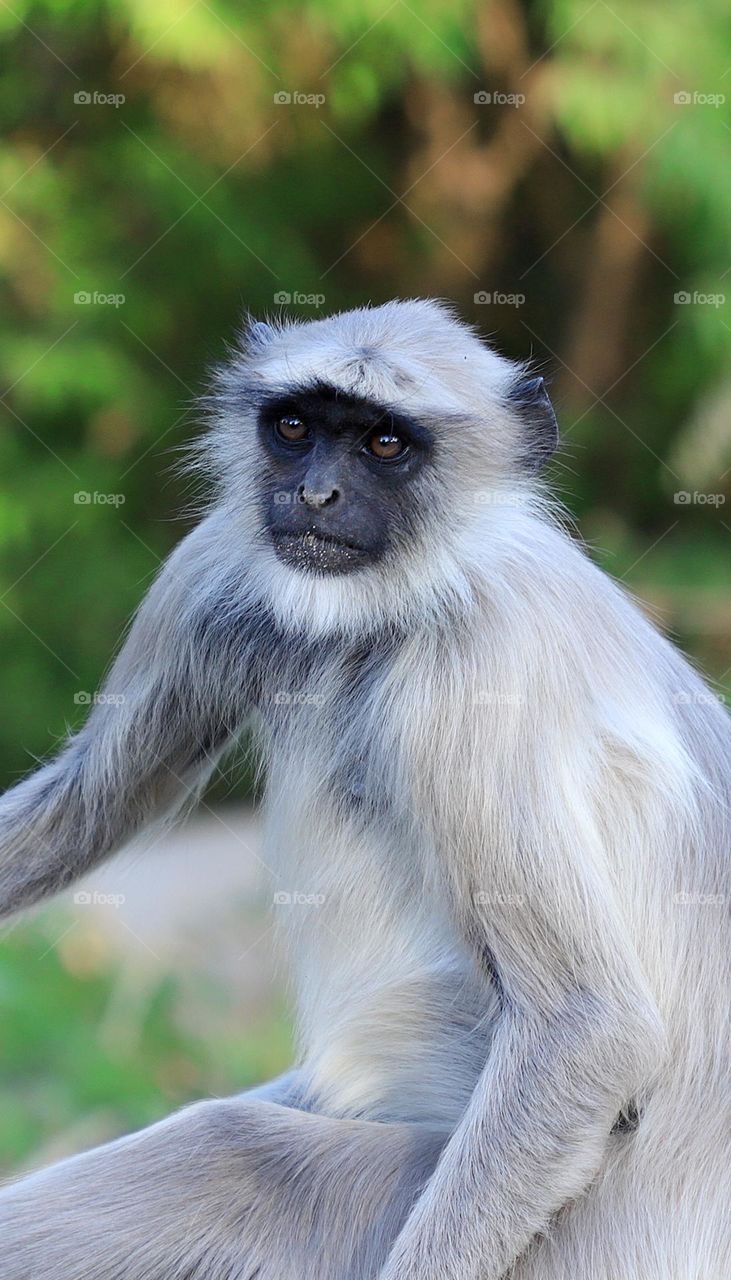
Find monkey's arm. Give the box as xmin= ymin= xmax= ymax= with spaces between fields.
xmin=380 ymin=806 xmax=665 ymax=1280
xmin=0 ymin=512 xmax=259 ymax=918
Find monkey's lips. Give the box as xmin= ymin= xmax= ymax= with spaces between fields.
xmin=271 ymin=529 xmax=372 ymax=575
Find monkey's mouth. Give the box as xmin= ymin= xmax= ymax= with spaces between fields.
xmin=271 ymin=530 xmax=373 ymax=575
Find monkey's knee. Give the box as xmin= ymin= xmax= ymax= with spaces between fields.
xmin=178 ymin=1098 xmax=448 ymax=1278
xmin=0 ymin=1097 xmax=446 ymax=1280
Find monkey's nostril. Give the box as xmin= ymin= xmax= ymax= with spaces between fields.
xmin=303 ymin=486 xmax=340 ymax=508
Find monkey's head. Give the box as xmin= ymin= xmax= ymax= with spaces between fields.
xmin=208 ymin=299 xmax=558 ymax=635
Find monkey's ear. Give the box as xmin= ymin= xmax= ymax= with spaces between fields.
xmin=508 ymin=375 xmax=559 ymax=472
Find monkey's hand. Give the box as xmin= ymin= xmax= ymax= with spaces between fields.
xmin=0 ymin=512 xmax=257 ymax=919
xmin=378 ymin=990 xmax=663 ymax=1280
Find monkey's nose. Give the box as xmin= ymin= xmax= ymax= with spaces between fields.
xmin=298 ymin=482 xmax=340 ymax=509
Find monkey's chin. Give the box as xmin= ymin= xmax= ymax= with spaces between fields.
xmin=270 ymin=531 xmax=375 ymax=576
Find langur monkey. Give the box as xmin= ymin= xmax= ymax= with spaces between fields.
xmin=0 ymin=299 xmax=729 ymax=1280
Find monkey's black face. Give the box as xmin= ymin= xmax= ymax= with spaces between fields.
xmin=257 ymin=383 xmax=434 ymax=575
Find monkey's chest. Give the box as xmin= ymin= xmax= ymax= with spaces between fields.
xmin=266 ymin=665 xmax=405 ymax=820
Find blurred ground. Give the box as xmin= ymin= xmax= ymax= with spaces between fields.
xmin=0 ymin=808 xmax=291 ymax=1177
xmin=65 ymin=806 xmax=274 ymax=1003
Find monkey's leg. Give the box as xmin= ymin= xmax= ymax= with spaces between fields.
xmin=0 ymin=1095 xmax=447 ymax=1280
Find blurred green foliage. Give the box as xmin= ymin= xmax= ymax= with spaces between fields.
xmin=0 ymin=918 xmax=291 ymax=1168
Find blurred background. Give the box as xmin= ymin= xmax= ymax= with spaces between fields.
xmin=1 ymin=0 xmax=729 ymax=1176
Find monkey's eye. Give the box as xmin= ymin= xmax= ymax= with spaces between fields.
xmin=365 ymin=432 xmax=407 ymax=461
xmin=275 ymin=415 xmax=309 ymax=443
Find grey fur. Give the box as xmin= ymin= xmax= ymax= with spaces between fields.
xmin=0 ymin=299 xmax=729 ymax=1279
